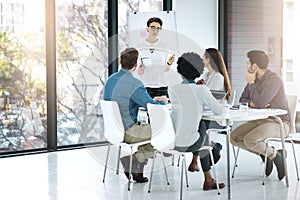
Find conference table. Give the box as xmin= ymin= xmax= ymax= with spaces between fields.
xmin=202 ymin=108 xmax=288 ymax=199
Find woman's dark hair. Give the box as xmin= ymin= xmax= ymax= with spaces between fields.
xmin=147 ymin=17 xmax=163 ymax=27
xmin=177 ymin=52 xmax=204 ymax=80
xmin=120 ymin=48 xmax=138 ymax=70
xmin=247 ymin=50 xmax=269 ymax=69
xmin=205 ymin=48 xmax=232 ymax=100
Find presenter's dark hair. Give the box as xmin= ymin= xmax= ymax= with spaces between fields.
xmin=147 ymin=17 xmax=163 ymax=27
xmin=120 ymin=48 xmax=138 ymax=70
xmin=177 ymin=52 xmax=204 ymax=80
xmin=247 ymin=50 xmax=269 ymax=69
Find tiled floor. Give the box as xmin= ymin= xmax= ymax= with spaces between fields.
xmin=0 ymin=138 xmax=300 ymax=200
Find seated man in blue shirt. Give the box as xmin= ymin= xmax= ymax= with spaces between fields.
xmin=103 ymin=47 xmax=168 ymax=183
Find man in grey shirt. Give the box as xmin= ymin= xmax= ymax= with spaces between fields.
xmin=230 ymin=50 xmax=290 ymax=180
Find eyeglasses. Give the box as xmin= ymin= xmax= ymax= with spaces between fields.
xmin=149 ymin=26 xmax=162 ymax=31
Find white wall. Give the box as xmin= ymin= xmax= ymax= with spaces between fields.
xmin=174 ymin=0 xmax=218 ymax=55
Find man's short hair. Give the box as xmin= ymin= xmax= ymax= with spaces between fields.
xmin=247 ymin=50 xmax=269 ymax=69
xmin=120 ymin=48 xmax=138 ymax=70
xmin=147 ymin=17 xmax=163 ymax=27
xmin=177 ymin=52 xmax=204 ymax=80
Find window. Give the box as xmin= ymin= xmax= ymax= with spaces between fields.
xmin=0 ymin=0 xmax=46 ymax=152
xmin=282 ymin=0 xmax=300 ymax=97
xmin=56 ymin=0 xmax=108 ymax=146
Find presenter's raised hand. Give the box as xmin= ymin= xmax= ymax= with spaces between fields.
xmin=138 ymin=63 xmax=146 ymax=74
xmin=166 ymin=54 xmax=175 ymax=71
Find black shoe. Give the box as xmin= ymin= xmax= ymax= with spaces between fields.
xmin=120 ymin=156 xmax=131 ymax=179
xmin=132 ymin=173 xmax=149 ymax=183
xmin=273 ymin=149 xmax=287 ymax=180
xmin=211 ymin=142 xmax=222 ymax=165
xmin=260 ymin=154 xmax=273 ymax=176
xmin=132 ymin=158 xmax=148 ymax=183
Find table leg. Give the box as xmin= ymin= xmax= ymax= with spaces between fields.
xmin=226 ymin=126 xmax=231 ymax=199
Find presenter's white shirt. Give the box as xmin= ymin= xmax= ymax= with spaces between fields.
xmin=135 ymin=39 xmax=171 ymax=88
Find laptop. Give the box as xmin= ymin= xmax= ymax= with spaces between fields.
xmin=210 ymin=90 xmax=227 ymax=101
xmin=203 ymin=90 xmax=228 ymax=111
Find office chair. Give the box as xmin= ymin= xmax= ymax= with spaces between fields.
xmin=100 ymin=100 xmax=151 ymax=191
xmin=146 ymin=103 xmax=221 ymax=199
xmin=261 ymin=94 xmax=299 ymax=186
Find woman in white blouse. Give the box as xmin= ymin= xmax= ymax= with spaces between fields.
xmin=197 ymin=48 xmax=231 ymax=101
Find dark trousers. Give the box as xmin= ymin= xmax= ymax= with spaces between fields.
xmin=204 ymin=119 xmax=227 ymax=134
xmin=174 ymin=121 xmax=211 ymax=172
xmin=192 ymin=120 xmax=224 ymax=171
xmin=146 ymin=87 xmax=168 ymax=98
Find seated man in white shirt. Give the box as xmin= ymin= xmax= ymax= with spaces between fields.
xmin=168 ymin=52 xmax=225 ymax=191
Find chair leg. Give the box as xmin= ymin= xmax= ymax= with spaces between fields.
xmin=103 ymin=143 xmax=111 ymax=182
xmin=160 ymin=153 xmax=170 ymax=185
xmin=290 ymin=141 xmax=300 ymax=180
xmin=179 ymin=154 xmax=189 ymax=200
xmin=231 ymin=147 xmax=240 ymax=178
xmin=182 ymin=155 xmax=189 ymax=187
xmin=128 ymin=147 xmax=133 ymax=191
xmin=148 ymin=151 xmax=158 ymax=193
xmin=171 ymin=154 xmax=174 ymax=166
xmin=209 ymin=149 xmax=221 ymax=195
xmin=177 ymin=155 xmax=181 ymax=167
xmin=232 ymin=146 xmax=240 ymax=167
xmin=116 ymin=146 xmax=121 ymax=175
xmin=262 ymin=140 xmax=269 ymax=185
xmin=180 ymin=154 xmax=185 ymax=200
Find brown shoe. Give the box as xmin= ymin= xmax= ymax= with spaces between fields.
xmin=188 ymin=163 xmax=200 ymax=172
xmin=203 ymin=178 xmax=225 ymax=191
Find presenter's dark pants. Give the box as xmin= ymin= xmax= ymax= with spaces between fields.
xmin=146 ymin=87 xmax=168 ymax=98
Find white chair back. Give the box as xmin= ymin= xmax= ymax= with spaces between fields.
xmin=286 ymin=95 xmax=298 ymax=134
xmin=147 ymin=103 xmax=176 ymax=152
xmin=100 ymin=100 xmax=125 ymax=144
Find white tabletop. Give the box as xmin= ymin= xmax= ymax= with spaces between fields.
xmin=202 ymin=108 xmax=287 ymax=122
